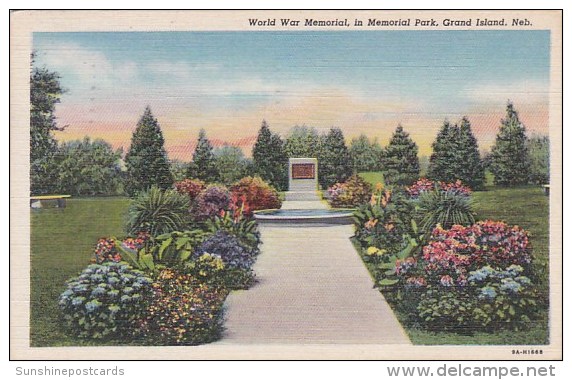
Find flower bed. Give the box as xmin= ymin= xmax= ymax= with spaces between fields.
xmin=137 ymin=269 xmax=228 ymax=345
xmin=60 ymin=179 xmax=264 ymax=345
xmin=352 ymin=178 xmax=542 ymax=334
xmin=390 ymin=221 xmax=537 ymax=331
xmin=406 ymin=178 xmax=471 ymax=198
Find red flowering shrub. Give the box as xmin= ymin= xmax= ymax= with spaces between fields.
xmin=93 ymin=232 xmax=150 ymax=264
xmin=121 ymin=231 xmax=150 ymax=252
xmin=93 ymin=238 xmax=120 ymax=264
xmin=174 ymin=179 xmax=206 ymax=203
xmin=229 ymin=176 xmax=281 ymax=217
xmin=327 ymin=175 xmax=373 ymax=208
xmin=407 ymin=178 xmax=471 ymax=198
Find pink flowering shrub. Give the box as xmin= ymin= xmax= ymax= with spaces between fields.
xmin=397 ymin=221 xmax=531 ymax=288
xmin=406 ymin=178 xmax=471 ymax=199
xmin=93 ymin=238 xmax=120 ymax=264
xmin=422 ymin=221 xmax=532 ymax=279
xmin=394 ymin=221 xmax=537 ymax=331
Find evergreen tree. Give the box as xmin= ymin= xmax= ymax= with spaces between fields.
xmin=489 ymin=102 xmax=530 ymax=186
xmin=428 ymin=118 xmax=485 ymax=189
xmin=30 ymin=56 xmax=65 ymax=195
xmin=349 ymin=134 xmax=383 ymax=173
xmin=252 ymin=120 xmax=288 ymax=191
xmin=124 ymin=106 xmax=173 ymax=196
xmin=381 ymin=124 xmax=420 ymax=186
xmin=284 ymin=125 xmax=320 ymax=158
xmin=427 ymin=120 xmax=456 ymax=182
xmin=318 ymin=127 xmax=352 ymax=189
xmin=455 ymin=117 xmax=485 ymax=189
xmin=187 ymin=129 xmax=219 ymax=182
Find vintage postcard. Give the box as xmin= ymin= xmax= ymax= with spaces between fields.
xmin=10 ymin=10 xmax=562 ymax=360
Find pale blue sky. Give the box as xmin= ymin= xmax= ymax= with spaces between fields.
xmin=33 ymin=31 xmax=551 ymax=159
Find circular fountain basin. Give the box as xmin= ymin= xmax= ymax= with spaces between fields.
xmin=253 ymin=208 xmax=354 ymax=225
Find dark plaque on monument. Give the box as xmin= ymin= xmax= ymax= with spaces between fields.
xmin=291 ymin=164 xmax=315 ymax=179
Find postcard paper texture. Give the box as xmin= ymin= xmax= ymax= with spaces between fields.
xmin=10 ymin=10 xmax=562 ymax=360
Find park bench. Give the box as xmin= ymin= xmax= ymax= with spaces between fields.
xmin=30 ymin=195 xmax=71 ymax=209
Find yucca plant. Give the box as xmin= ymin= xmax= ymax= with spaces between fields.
xmin=417 ymin=189 xmax=476 ymax=232
xmin=126 ymin=185 xmax=190 ymax=237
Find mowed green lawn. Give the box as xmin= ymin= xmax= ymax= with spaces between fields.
xmin=30 ymin=197 xmax=131 ymax=346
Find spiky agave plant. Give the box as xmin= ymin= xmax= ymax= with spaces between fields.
xmin=126 ymin=185 xmax=190 ymax=237
xmin=417 ymin=188 xmax=476 ymax=232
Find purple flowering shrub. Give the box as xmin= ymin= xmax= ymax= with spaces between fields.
xmin=192 ymin=185 xmax=231 ymax=221
xmin=194 ymin=230 xmax=254 ymax=270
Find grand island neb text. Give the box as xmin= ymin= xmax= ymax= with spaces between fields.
xmin=248 ymin=18 xmax=531 ymax=27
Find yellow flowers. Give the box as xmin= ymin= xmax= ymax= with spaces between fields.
xmin=366 ymin=246 xmax=387 ymax=256
xmin=199 ymin=253 xmax=225 ymax=271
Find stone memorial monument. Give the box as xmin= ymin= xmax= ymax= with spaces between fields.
xmin=288 ymin=157 xmax=318 ymax=191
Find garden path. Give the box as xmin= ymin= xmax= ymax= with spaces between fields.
xmin=219 ymin=193 xmax=411 ymax=344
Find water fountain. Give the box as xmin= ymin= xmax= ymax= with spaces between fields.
xmin=253 ymin=158 xmax=354 ymax=225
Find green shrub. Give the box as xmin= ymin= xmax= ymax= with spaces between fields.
xmin=416 ymin=188 xmax=475 ymax=232
xmin=206 ymin=210 xmax=261 ymax=253
xmin=327 ymin=174 xmax=373 ymax=208
xmin=138 ymin=269 xmax=227 ymax=345
xmin=416 ymin=288 xmax=476 ymax=331
xmin=126 ymin=186 xmax=190 ymax=237
xmin=58 ymin=262 xmax=153 ymax=339
xmin=118 ymin=230 xmax=209 ymax=272
xmin=353 ymin=185 xmax=414 ymax=255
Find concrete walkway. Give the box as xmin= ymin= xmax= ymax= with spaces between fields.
xmin=219 ymin=192 xmax=410 ymax=344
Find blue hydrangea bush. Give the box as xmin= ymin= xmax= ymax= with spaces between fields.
xmin=59 ymin=262 xmax=153 ymax=339
xmin=194 ymin=230 xmax=255 ymax=270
